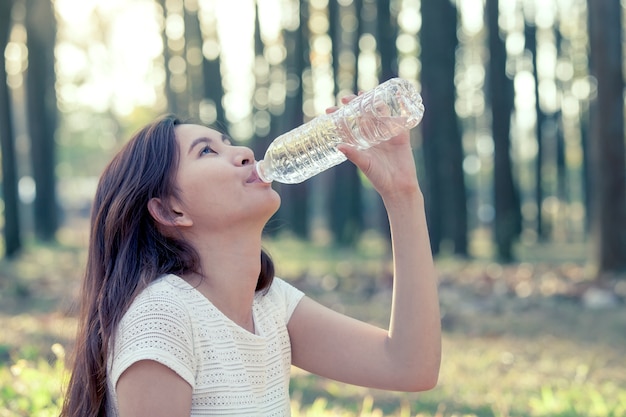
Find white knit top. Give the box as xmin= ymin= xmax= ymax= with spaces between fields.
xmin=106 ymin=274 xmax=304 ymax=416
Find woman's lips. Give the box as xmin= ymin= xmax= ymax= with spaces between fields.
xmin=246 ymin=166 xmax=263 ymax=183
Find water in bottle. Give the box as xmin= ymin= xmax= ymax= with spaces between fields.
xmin=255 ymin=77 xmax=425 ymax=184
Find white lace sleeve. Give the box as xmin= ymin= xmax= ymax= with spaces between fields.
xmin=108 ymin=285 xmax=196 ymax=390
xmin=265 ymin=277 xmax=305 ymax=322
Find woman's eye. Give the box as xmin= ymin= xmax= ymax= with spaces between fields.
xmin=200 ymin=145 xmax=215 ymax=156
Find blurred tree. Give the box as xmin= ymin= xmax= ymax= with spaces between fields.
xmin=486 ymin=0 xmax=521 ymax=262
xmin=158 ymin=0 xmax=182 ymax=115
xmin=25 ymin=0 xmax=59 ymax=241
xmin=553 ymin=28 xmax=568 ymax=234
xmin=251 ymin=0 xmax=274 ymax=157
xmin=274 ymin=0 xmax=310 ymax=239
xmin=328 ymin=0 xmax=363 ymax=246
xmin=373 ymin=0 xmax=395 ymax=240
xmin=0 ymin=0 xmax=21 ymax=257
xmin=252 ymin=1 xmax=284 ymax=158
xmin=377 ymin=0 xmax=396 ymax=82
xmin=420 ymin=0 xmax=467 ymax=256
xmin=183 ymin=0 xmax=204 ymax=118
xmin=523 ymin=5 xmax=547 ymax=240
xmin=587 ymin=0 xmax=626 ymax=275
xmin=350 ymin=0 xmax=362 ymax=89
xmin=198 ymin=1 xmax=225 ymax=127
xmin=252 ymin=0 xmax=285 ymax=238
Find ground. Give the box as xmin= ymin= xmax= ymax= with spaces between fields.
xmin=1 ymin=233 xmax=625 ymax=416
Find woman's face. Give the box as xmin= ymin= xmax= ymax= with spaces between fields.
xmin=170 ymin=124 xmax=279 ymax=233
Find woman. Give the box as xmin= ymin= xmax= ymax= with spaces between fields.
xmin=60 ymin=96 xmax=441 ymax=417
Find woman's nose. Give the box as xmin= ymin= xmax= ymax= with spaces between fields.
xmin=234 ymin=146 xmax=256 ymax=166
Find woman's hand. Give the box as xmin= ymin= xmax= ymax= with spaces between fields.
xmin=327 ymin=94 xmax=421 ymax=200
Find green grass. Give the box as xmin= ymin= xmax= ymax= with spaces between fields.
xmin=0 ymin=344 xmax=67 ymax=417
xmin=1 ymin=234 xmax=625 ymax=416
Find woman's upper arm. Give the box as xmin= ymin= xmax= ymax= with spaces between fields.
xmin=116 ymin=360 xmax=192 ymax=417
xmin=288 ymin=296 xmax=407 ymax=390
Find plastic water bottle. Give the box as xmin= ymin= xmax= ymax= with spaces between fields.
xmin=255 ymin=78 xmax=425 ymax=184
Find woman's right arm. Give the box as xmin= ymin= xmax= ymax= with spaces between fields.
xmin=288 ymin=127 xmax=441 ymax=391
xmin=116 ymin=360 xmax=192 ymax=417
xmin=112 ymin=285 xmax=196 ymax=417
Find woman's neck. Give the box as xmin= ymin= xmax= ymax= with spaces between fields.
xmin=183 ymin=231 xmax=264 ymax=329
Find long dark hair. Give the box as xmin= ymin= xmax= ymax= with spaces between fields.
xmin=60 ymin=115 xmax=275 ymax=417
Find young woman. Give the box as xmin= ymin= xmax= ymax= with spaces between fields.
xmin=60 ymin=96 xmax=441 ymax=417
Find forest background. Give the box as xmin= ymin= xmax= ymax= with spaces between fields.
xmin=0 ymin=0 xmax=625 ymax=416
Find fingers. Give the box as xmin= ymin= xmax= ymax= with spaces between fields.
xmin=336 ymin=143 xmax=364 ymax=168
xmin=326 ymin=93 xmax=361 ymax=113
xmin=340 ymin=94 xmax=358 ymax=104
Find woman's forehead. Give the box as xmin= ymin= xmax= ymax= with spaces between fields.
xmin=174 ymin=124 xmax=222 ymax=143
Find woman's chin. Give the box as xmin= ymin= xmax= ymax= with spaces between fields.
xmin=266 ymin=196 xmax=281 ymax=219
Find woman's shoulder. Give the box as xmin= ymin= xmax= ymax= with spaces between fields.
xmin=262 ymin=277 xmax=303 ymax=298
xmin=258 ymin=277 xmax=305 ymax=321
xmin=135 ymin=274 xmax=196 ymax=301
xmin=123 ymin=274 xmax=196 ymax=322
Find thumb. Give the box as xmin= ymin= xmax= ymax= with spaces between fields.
xmin=337 ymin=144 xmax=370 ymax=172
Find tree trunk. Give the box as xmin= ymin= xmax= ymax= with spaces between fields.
xmin=251 ymin=0 xmax=271 ymax=155
xmin=327 ymin=0 xmax=363 ymax=246
xmin=377 ymin=0 xmax=396 ymax=82
xmin=587 ymin=0 xmax=626 ymax=275
xmin=198 ymin=2 xmax=225 ymax=127
xmin=373 ymin=0 xmax=396 ymax=241
xmin=486 ymin=0 xmax=521 ymax=262
xmin=0 ymin=0 xmax=21 ymax=257
xmin=25 ymin=0 xmax=58 ymax=241
xmin=420 ymin=0 xmax=468 ymax=256
xmin=183 ymin=0 xmax=204 ymax=118
xmin=553 ymin=30 xmax=569 ymax=233
xmin=273 ymin=0 xmax=310 ymax=239
xmin=159 ymin=0 xmax=180 ymax=115
xmin=524 ymin=17 xmax=546 ymax=240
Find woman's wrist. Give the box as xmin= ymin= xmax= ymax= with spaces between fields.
xmin=381 ymin=183 xmax=424 ymax=208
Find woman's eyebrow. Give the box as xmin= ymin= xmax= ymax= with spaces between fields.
xmin=188 ymin=137 xmax=212 ymax=154
xmin=188 ymin=133 xmax=232 ymax=154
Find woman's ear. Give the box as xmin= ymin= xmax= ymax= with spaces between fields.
xmin=147 ymin=198 xmax=193 ymax=227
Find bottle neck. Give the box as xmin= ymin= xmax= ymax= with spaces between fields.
xmin=255 ymin=161 xmax=273 ymax=183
